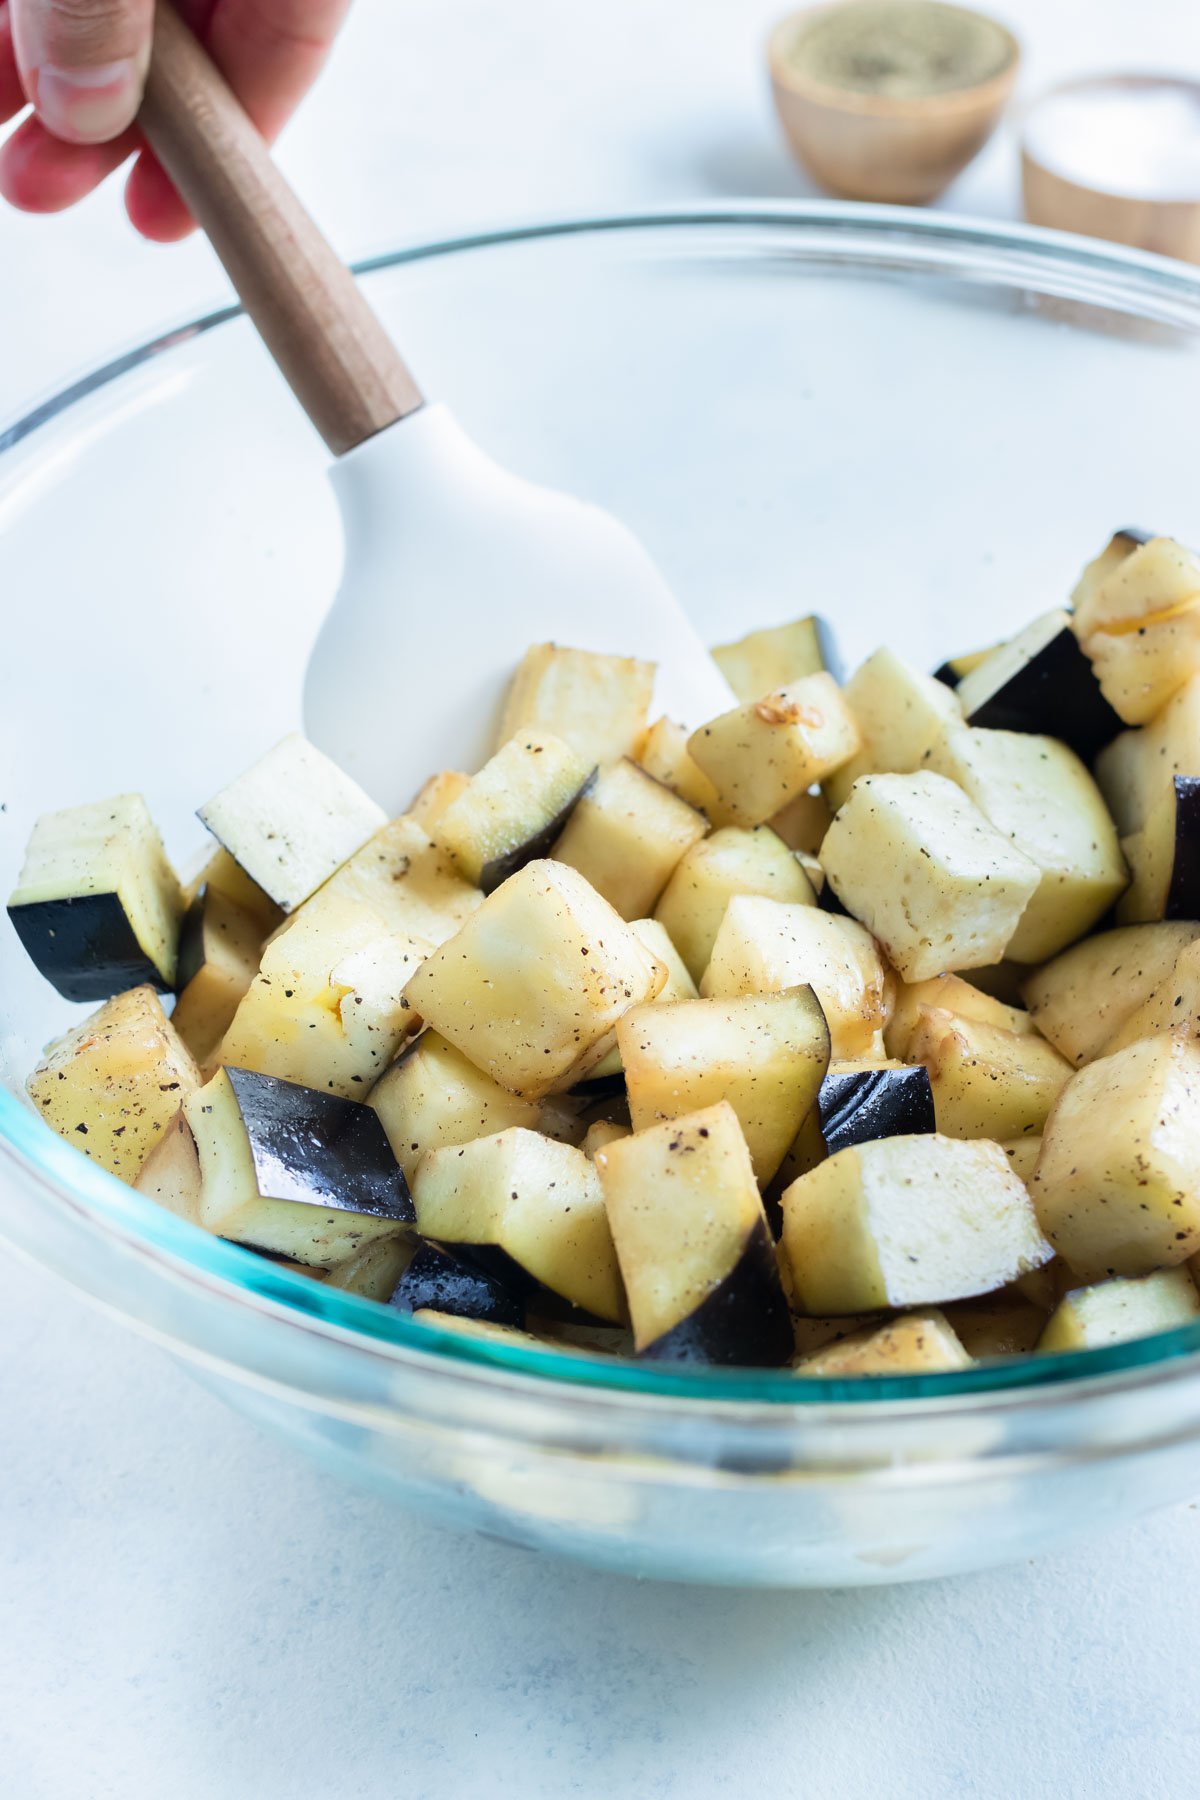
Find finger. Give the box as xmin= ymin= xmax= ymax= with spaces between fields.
xmin=10 ymin=0 xmax=154 ymax=144
xmin=0 ymin=108 xmax=134 ymax=209
xmin=0 ymin=4 xmax=28 ymax=122
xmin=206 ymin=0 xmax=350 ymax=140
xmin=124 ymin=143 xmax=195 ymax=240
xmin=125 ymin=1 xmax=349 ymax=241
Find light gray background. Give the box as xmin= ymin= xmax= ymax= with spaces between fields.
xmin=3 ymin=2 xmax=1200 ymax=1794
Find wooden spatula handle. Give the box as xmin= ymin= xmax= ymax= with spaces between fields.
xmin=139 ymin=3 xmax=423 ymax=456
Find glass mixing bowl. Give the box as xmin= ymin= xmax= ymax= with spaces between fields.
xmin=4 ymin=204 xmax=1200 ymax=1588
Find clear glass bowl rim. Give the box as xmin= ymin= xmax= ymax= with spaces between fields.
xmin=6 ymin=198 xmax=1200 ymax=1411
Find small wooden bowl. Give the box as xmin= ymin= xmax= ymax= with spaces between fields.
xmin=1022 ymin=76 xmax=1200 ymax=265
xmin=768 ymin=2 xmax=1021 ymax=205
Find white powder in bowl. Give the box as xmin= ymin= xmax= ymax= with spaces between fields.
xmin=1024 ymin=78 xmax=1200 ymax=203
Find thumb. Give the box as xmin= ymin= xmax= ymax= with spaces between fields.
xmin=12 ymin=0 xmax=153 ymax=144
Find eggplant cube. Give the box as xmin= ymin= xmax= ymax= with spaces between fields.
xmin=1031 ymin=1034 xmax=1200 ymax=1279
xmin=795 ymin=1310 xmax=971 ymax=1376
xmin=198 ymin=733 xmax=387 ymax=914
xmin=780 ymin=1133 xmax=1052 ymax=1315
xmin=820 ymin=770 xmax=1040 ymax=981
xmin=218 ymin=898 xmax=429 ymax=1099
xmin=500 ymin=642 xmax=655 ymax=765
xmin=886 ymin=970 xmax=1037 ymax=1060
xmin=1074 ymin=536 xmax=1200 ymax=726
xmin=1095 ymin=672 xmax=1200 ymax=838
xmin=1038 ymin=1268 xmax=1200 ymax=1353
xmin=435 ymin=730 xmax=596 ymax=892
xmin=186 ymin=1066 xmax=413 ymax=1267
xmin=1118 ymin=777 xmax=1200 ymax=925
xmin=1069 ymin=526 xmax=1150 ymax=613
xmin=711 ymin=614 xmax=841 ymax=701
xmin=816 ymin=1060 xmax=936 ymax=1156
xmin=134 ymin=1108 xmax=203 ymax=1224
xmin=27 ymin=985 xmax=201 ymax=1181
xmin=368 ymin=1029 xmax=540 ymax=1183
xmin=955 ymin=609 xmax=1120 ymax=759
xmin=581 ymin=915 xmax=699 ymax=1083
xmin=185 ymin=847 xmax=282 ymax=935
xmin=768 ymin=787 xmax=833 ymax=856
xmin=552 ymin=758 xmax=708 ymax=919
xmin=634 ymin=715 xmax=729 ymax=821
xmin=618 ymin=986 xmax=831 ymax=1185
xmin=653 ymin=825 xmax=817 ymax=984
xmin=407 ymin=769 xmax=470 ymax=833
xmin=1020 ymin=921 xmax=1200 ymax=1067
xmin=8 ymin=793 xmax=185 ymax=1001
xmin=824 ymin=648 xmax=963 ymax=811
xmin=291 ymin=813 xmax=481 ymax=948
xmin=172 ymin=886 xmax=265 ymax=1068
xmin=925 ymin=725 xmax=1127 ymax=963
xmin=324 ymin=1235 xmax=416 ymax=1303
xmin=401 ymin=860 xmax=667 ymax=1099
xmin=389 ymin=1242 xmax=525 ymax=1327
xmin=701 ymin=896 xmax=892 ymax=1060
xmin=688 ymin=672 xmax=861 ymax=826
xmin=594 ymin=1100 xmax=792 ymax=1365
xmin=907 ymin=1005 xmax=1072 ymax=1140
xmin=412 ymin=1127 xmax=623 ymax=1320
xmin=1101 ymin=940 xmax=1200 ymax=1055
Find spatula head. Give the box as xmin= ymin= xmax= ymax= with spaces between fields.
xmin=303 ymin=406 xmax=733 ymax=808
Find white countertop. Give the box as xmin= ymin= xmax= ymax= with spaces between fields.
xmin=3 ymin=2 xmax=1200 ymax=1794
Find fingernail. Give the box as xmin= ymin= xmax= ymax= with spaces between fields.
xmin=33 ymin=59 xmax=143 ymax=144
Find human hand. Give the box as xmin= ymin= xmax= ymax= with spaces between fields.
xmin=0 ymin=1 xmax=350 ymax=239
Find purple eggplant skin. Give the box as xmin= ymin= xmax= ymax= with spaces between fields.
xmin=1165 ymin=779 xmax=1200 ymax=920
xmin=819 ymin=1064 xmax=936 ymax=1154
xmin=390 ymin=1242 xmax=524 ymax=1327
xmin=224 ymin=1066 xmax=415 ymax=1223
xmin=639 ymin=1219 xmax=793 ymax=1367
xmin=477 ymin=767 xmax=598 ymax=895
xmin=7 ymin=892 xmax=170 ymax=1002
xmin=962 ymin=624 xmax=1121 ymax=761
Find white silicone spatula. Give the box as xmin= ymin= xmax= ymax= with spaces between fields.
xmin=139 ymin=6 xmax=733 ymax=805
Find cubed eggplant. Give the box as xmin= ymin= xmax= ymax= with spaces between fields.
xmin=172 ymin=886 xmax=265 ymax=1068
xmin=1118 ymin=777 xmax=1200 ymax=924
xmin=1021 ymin=921 xmax=1200 ymax=1066
xmin=689 ymin=674 xmax=861 ymax=826
xmin=820 ymin=771 xmax=1040 ymax=981
xmin=925 ymin=725 xmax=1127 ymax=963
xmin=594 ymin=1101 xmax=792 ymax=1366
xmin=701 ymin=897 xmax=891 ymax=1060
xmin=618 ymin=986 xmax=830 ymax=1185
xmin=411 ymin=1127 xmax=624 ymax=1321
xmin=552 ymin=759 xmax=708 ymax=919
xmin=780 ymin=1134 xmax=1052 ymax=1314
xmin=368 ymin=1029 xmax=539 ymax=1184
xmin=795 ymin=1310 xmax=971 ymax=1375
xmin=823 ymin=647 xmax=963 ymax=811
xmin=634 ymin=715 xmax=730 ymax=821
xmin=197 ymin=733 xmax=387 ymax=914
xmin=653 ymin=825 xmax=817 ymax=984
xmin=27 ymin=986 xmax=200 ymax=1182
xmin=186 ymin=1066 xmax=414 ymax=1267
xmin=954 ymin=610 xmax=1121 ymax=759
xmin=8 ymin=793 xmax=185 ymax=1001
xmin=402 ymin=860 xmax=667 ymax=1099
xmin=499 ymin=642 xmax=655 ymax=765
xmin=933 ymin=644 xmax=1000 ymax=689
xmin=818 ymin=1061 xmax=936 ymax=1154
xmin=390 ymin=1242 xmax=525 ymax=1327
xmin=435 ymin=731 xmax=597 ymax=893
xmin=711 ymin=614 xmax=843 ymax=700
xmin=1069 ymin=526 xmax=1153 ymax=613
